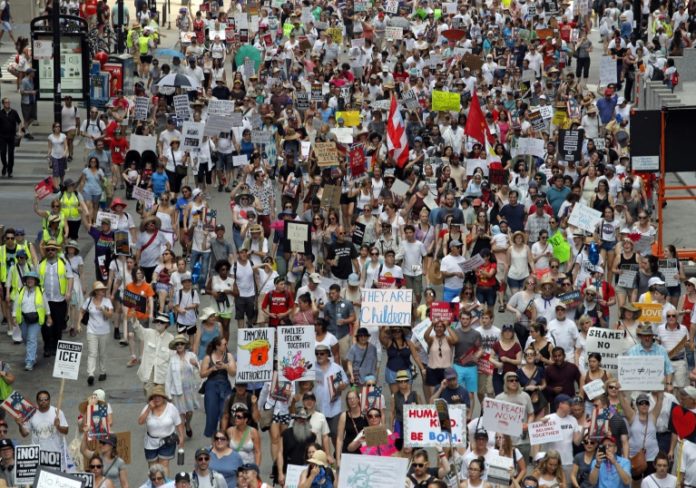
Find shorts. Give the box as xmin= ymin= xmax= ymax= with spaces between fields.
xmin=340 ymin=193 xmax=356 ymax=205
xmin=177 ymin=323 xmax=197 ymax=336
xmin=507 ymin=277 xmax=526 ymax=289
xmin=66 ymin=129 xmax=77 ymax=139
xmin=234 ymin=296 xmax=256 ymax=321
xmin=140 ymin=55 xmax=153 ymax=64
xmin=1 ymin=21 xmax=11 ymax=32
xmin=83 ymin=192 xmax=101 ymax=203
xmin=476 ymin=286 xmax=496 ymax=307
xmin=215 ymin=152 xmax=234 ymax=172
xmin=385 ymin=367 xmax=412 ymax=385
xmin=21 ymin=102 xmax=37 ymax=122
xmin=600 ymin=240 xmax=616 ymax=252
xmin=478 ymin=372 xmax=493 ymax=396
xmin=272 ymin=413 xmax=291 ymax=425
xmin=426 ymin=366 xmax=445 ymax=386
xmin=453 ymin=364 xmax=478 ymax=393
xmin=405 ymin=274 xmax=423 ymax=297
xmin=338 ymin=334 xmax=351 ymax=361
xmin=667 ymin=285 xmax=681 ymax=298
xmin=51 ymin=157 xmax=66 ymax=178
xmin=144 ymin=441 xmax=176 ymax=461
xmin=154 ymin=282 xmax=171 ymax=294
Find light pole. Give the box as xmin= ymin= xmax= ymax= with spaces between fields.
xmin=52 ymin=0 xmax=60 ymax=124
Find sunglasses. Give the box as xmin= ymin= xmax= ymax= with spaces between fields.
xmin=90 ymin=465 xmax=103 ymax=469
xmin=583 ymin=440 xmax=596 ymax=445
xmin=214 ymin=436 xmax=227 ymax=441
xmin=637 ymin=401 xmax=650 ymax=406
xmin=507 ymin=378 xmax=519 ymax=383
xmin=550 ymin=265 xmax=559 ymax=269
xmin=607 ymin=385 xmax=618 ymax=390
xmin=367 ymin=413 xmax=381 ymax=418
xmin=235 ymin=414 xmax=246 ymax=419
xmin=197 ymin=456 xmax=210 ymax=461
xmin=151 ymin=477 xmax=165 ymax=481
xmin=412 ymin=463 xmax=425 ymax=468
xmin=667 ymin=314 xmax=677 ymax=318
xmin=316 ymin=352 xmax=328 ymax=356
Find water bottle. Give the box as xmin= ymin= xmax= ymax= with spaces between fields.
xmin=177 ymin=449 xmax=185 ymax=465
xmin=191 ymin=261 xmax=201 ymax=286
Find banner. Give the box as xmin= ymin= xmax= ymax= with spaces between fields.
xmin=528 ymin=419 xmax=564 ymax=445
xmin=314 ymin=142 xmax=338 ymax=166
xmin=15 ymin=445 xmax=40 ymax=485
xmin=338 ymin=455 xmax=408 ymax=488
xmin=404 ymin=404 xmax=467 ymax=447
xmin=53 ymin=341 xmax=83 ymax=381
xmin=585 ymin=327 xmax=630 ymax=374
xmin=277 ymin=326 xmax=315 ymax=382
xmin=431 ymin=90 xmax=461 ymax=111
xmin=481 ymin=397 xmax=526 ymax=437
xmin=617 ymin=355 xmax=664 ymax=390
xmin=360 ymin=289 xmax=413 ymax=326
xmin=336 ymin=111 xmax=360 ymax=127
xmin=236 ymin=328 xmax=275 ymax=383
xmin=568 ymin=203 xmax=602 ymax=234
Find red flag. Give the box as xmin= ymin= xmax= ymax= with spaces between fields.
xmin=387 ymin=94 xmax=409 ymax=168
xmin=464 ymin=91 xmax=488 ymax=146
xmin=34 ymin=177 xmax=54 ymax=200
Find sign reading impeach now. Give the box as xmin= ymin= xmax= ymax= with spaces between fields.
xmin=360 ymin=289 xmax=413 ymax=326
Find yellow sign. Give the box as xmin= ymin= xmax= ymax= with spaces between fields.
xmin=552 ymin=107 xmax=569 ymax=128
xmin=431 ymin=90 xmax=461 ymax=112
xmin=336 ymin=111 xmax=361 ymax=127
xmin=326 ymin=27 xmax=343 ymax=44
xmin=633 ymin=303 xmax=663 ymax=323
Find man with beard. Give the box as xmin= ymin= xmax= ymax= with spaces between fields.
xmin=277 ymin=407 xmax=316 ymax=486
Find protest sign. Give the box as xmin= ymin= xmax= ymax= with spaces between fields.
xmin=487 ymin=454 xmax=514 ymax=486
xmin=632 ymin=155 xmax=659 ymax=172
xmin=466 ymin=158 xmax=489 ymax=177
xmin=360 ymin=289 xmax=413 ymax=327
xmin=384 ymin=0 xmax=399 ymax=13
xmin=95 ymin=211 xmax=119 ymax=226
xmin=204 ymin=114 xmax=232 ymax=137
xmin=658 ymin=259 xmax=679 ymax=288
xmin=463 ymin=53 xmax=484 ymax=71
xmin=236 ymin=328 xmax=275 ymax=383
xmin=430 ymin=302 xmax=460 ymax=323
xmin=460 ymin=254 xmax=485 ymax=273
xmin=568 ymin=203 xmax=602 ymax=233
xmin=53 ymin=341 xmax=83 ymax=381
xmin=350 ymin=145 xmax=366 ymax=176
xmin=321 ymin=185 xmax=341 ymax=212
xmin=285 ymin=220 xmax=310 ymax=247
xmin=529 ymin=419 xmax=564 ymax=445
xmin=33 ymin=468 xmax=84 ymax=488
xmin=583 ymin=379 xmax=605 ymax=400
xmin=131 ymin=187 xmax=154 ymax=207
xmin=277 ymin=326 xmax=315 ymax=382
xmin=232 ymin=155 xmax=248 ymax=167
xmin=115 ymin=432 xmax=131 ymax=464
xmin=432 ymin=90 xmax=461 ymax=111
xmin=311 ymin=84 xmax=324 ymax=102
xmin=134 ymin=97 xmax=149 ymax=121
xmin=352 ymin=222 xmax=366 ymax=246
xmin=617 ymin=265 xmax=638 ymax=288
xmin=557 ymin=290 xmax=581 ymax=308
xmin=444 ymin=1 xmax=457 ymax=13
xmin=39 ymin=450 xmax=62 ymax=470
xmin=181 ymin=122 xmax=204 ymax=151
xmin=15 ymin=445 xmax=40 ymax=485
xmin=251 ymin=129 xmax=272 ymax=145
xmin=35 ymin=178 xmax=54 ymax=200
xmin=173 ymin=95 xmax=191 ymax=121
xmin=517 ymin=137 xmax=545 ymax=158
xmin=336 ymin=111 xmax=360 ymax=127
xmin=1 ymin=391 xmax=37 ymax=421
xmin=331 ymin=127 xmax=353 ymax=144
xmin=527 ymin=110 xmax=546 ymax=131
xmin=314 ymin=142 xmax=339 ymax=166
xmin=122 ymin=290 xmax=147 ymax=313
xmin=402 ymin=89 xmax=421 ymax=110
xmin=364 ymin=426 xmax=389 ymax=446
xmin=634 ymin=235 xmax=654 ymax=255
xmin=86 ymin=401 xmax=110 ymax=440
xmin=404 ymin=404 xmax=467 ymax=447
xmin=618 ymin=355 xmax=664 ymax=390
xmin=114 ymin=230 xmax=129 ymax=256
xmin=411 ymin=318 xmax=431 ymax=351
xmin=586 ymin=327 xmax=630 ymax=374
xmin=295 ymin=92 xmax=310 ymax=110
xmin=284 ymin=465 xmax=305 ymax=488
xmin=72 ymin=474 xmax=94 ymax=488
xmin=207 ymin=99 xmax=234 ymax=116
xmin=390 ymin=179 xmax=411 ymax=197
xmin=129 ymin=134 xmax=157 ymax=154
xmin=338 ymin=455 xmax=408 ymax=488
xmin=385 ymin=26 xmax=403 ymax=40
xmin=634 ymin=303 xmax=663 ymax=323
xmin=539 ymin=105 xmax=553 ymax=119
xmin=481 ymin=397 xmax=526 ymax=437
xmin=559 ymin=129 xmax=583 ymax=162
xmin=599 ymin=56 xmax=617 ymax=85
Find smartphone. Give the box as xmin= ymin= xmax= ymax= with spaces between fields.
xmin=598 ymin=445 xmax=606 ymax=456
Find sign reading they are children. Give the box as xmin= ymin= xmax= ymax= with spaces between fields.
xmin=360 ymin=289 xmax=413 ymax=327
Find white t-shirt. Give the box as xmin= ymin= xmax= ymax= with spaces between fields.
xmin=48 ymin=133 xmax=67 ymax=159
xmin=459 ymin=447 xmax=500 ymax=480
xmin=174 ymin=288 xmax=200 ymax=326
xmin=82 ymin=297 xmax=114 ymax=335
xmin=544 ymin=413 xmax=581 ymax=466
xmin=547 ymin=319 xmax=579 ymax=358
xmin=61 ymin=105 xmax=78 ymax=131
xmin=233 ymin=261 xmax=255 ymax=298
xmin=399 ymin=240 xmax=427 ymax=277
xmin=441 ymin=254 xmax=466 ymax=289
xmin=142 ymin=402 xmax=182 ymax=450
xmin=27 ymin=407 xmax=68 ymax=454
xmin=640 ymin=473 xmax=677 ymax=488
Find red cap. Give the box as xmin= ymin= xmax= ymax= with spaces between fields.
xmin=601 ymin=435 xmax=617 ymax=444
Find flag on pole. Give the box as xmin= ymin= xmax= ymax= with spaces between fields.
xmin=387 ymin=94 xmax=409 ymax=168
xmin=464 ymin=91 xmax=487 ymax=146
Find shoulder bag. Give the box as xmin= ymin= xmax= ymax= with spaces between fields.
xmin=630 ymin=419 xmax=649 ymax=475
xmin=81 ymin=298 xmax=93 ymax=325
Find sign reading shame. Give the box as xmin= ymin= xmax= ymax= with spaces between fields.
xmin=360 ymin=289 xmax=413 ymax=326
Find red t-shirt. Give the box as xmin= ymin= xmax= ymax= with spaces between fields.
xmin=110 ymin=137 xmax=129 ymax=164
xmin=476 ymin=261 xmax=497 ymax=287
xmin=262 ymin=290 xmax=295 ymax=326
xmin=492 ymin=341 xmax=521 ymax=374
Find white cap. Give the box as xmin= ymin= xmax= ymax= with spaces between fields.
xmin=192 ymin=188 xmax=203 ymax=198
xmin=648 ymin=277 xmax=665 ymax=287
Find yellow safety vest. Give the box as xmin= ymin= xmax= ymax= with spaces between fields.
xmin=15 ymin=286 xmax=47 ymax=325
xmin=8 ymin=264 xmax=32 ymax=302
xmin=38 ymin=258 xmax=68 ymax=296
xmin=61 ymin=193 xmax=80 ymax=220
xmin=138 ymin=35 xmax=151 ymax=55
xmin=42 ymin=222 xmax=65 ymax=247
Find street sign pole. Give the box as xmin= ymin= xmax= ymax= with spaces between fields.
xmin=52 ymin=0 xmax=61 ymax=124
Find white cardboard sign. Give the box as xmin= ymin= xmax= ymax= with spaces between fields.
xmin=52 ymin=341 xmax=83 ymax=381
xmin=529 ymin=419 xmax=564 ymax=445
xmin=481 ymin=397 xmax=526 ymax=437
xmin=617 ymin=355 xmax=665 ymax=391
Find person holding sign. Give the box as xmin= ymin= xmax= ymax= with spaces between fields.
xmin=625 ymin=324 xmax=674 ymax=391
xmin=16 ymin=391 xmax=69 ymax=469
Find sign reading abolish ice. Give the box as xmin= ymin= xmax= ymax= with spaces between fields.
xmin=53 ymin=341 xmax=83 ymax=381
xmin=360 ymin=289 xmax=413 ymax=326
xmin=481 ymin=398 xmax=526 ymax=437
xmin=404 ymin=404 xmax=467 ymax=447
xmin=236 ymin=328 xmax=275 ymax=383
xmin=585 ymin=327 xmax=629 ymax=374
xmin=277 ymin=326 xmax=315 ymax=382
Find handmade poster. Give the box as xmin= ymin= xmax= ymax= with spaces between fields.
xmin=15 ymin=445 xmax=41 ymax=485
xmin=460 ymin=254 xmax=485 ymax=273
xmin=284 ymin=465 xmax=305 ymax=488
xmin=487 ymin=455 xmax=514 ymax=486
xmin=338 ymin=454 xmax=408 ymax=488
xmin=539 ymin=105 xmax=553 ymax=119
xmin=583 ymin=379 xmax=605 ymax=400
xmin=432 ymin=90 xmax=461 ymax=111
xmin=558 ymin=129 xmax=583 ymax=162
xmin=411 ymin=318 xmax=431 ymax=351
xmin=404 ymin=404 xmax=467 ymax=447
xmin=285 ymin=221 xmax=311 ymax=248
xmin=617 ymin=355 xmax=664 ymax=390
xmin=33 ymin=468 xmax=84 ymax=488
xmin=384 ymin=0 xmax=399 ymax=13
xmin=633 ymin=234 xmax=654 ymax=255
xmin=181 ymin=122 xmax=204 ymax=151
xmin=360 ymin=289 xmax=413 ymax=327
xmin=466 ymin=158 xmax=489 ymax=176
xmin=617 ymin=265 xmax=638 ymax=288
xmin=430 ymin=302 xmax=460 ymax=323
xmin=336 ymin=111 xmax=361 ymax=127
xmin=481 ymin=397 xmax=526 ymax=437
xmin=516 ymin=137 xmax=545 ymax=158
xmin=326 ymin=27 xmax=343 ymax=43
xmin=1 ymin=390 xmax=37 ymax=421
xmin=658 ymin=259 xmax=679 ymax=288
xmin=331 ymin=127 xmax=353 ymax=144
xmin=251 ymin=129 xmax=273 ymax=145
xmin=52 ymin=341 xmax=83 ymax=381
xmin=632 ymin=155 xmax=659 ymax=172
xmin=122 ymin=290 xmax=147 ymax=313
xmin=321 ymin=185 xmax=341 ymax=212
xmin=364 ymin=425 xmax=389 ymax=447
xmin=72 ymin=474 xmax=94 ymax=488
xmin=133 ymin=97 xmax=149 ymax=121
xmin=131 ymin=187 xmax=154 ymax=207
xmin=173 ymin=95 xmax=191 ymax=121
xmin=236 ymin=328 xmax=275 ymax=383
xmin=527 ymin=110 xmax=546 ymax=131
xmin=569 ymin=203 xmax=602 ymax=233
xmin=528 ymin=419 xmax=564 ymax=445
xmin=314 ymin=142 xmax=339 ymax=166
xmin=87 ymin=402 xmax=110 ymax=440
xmin=634 ymin=303 xmax=663 ymax=323
xmin=35 ymin=178 xmax=55 ymax=200
xmin=390 ymin=179 xmax=411 ymax=197
xmin=203 ymin=115 xmax=232 ymax=137
xmin=277 ymin=326 xmax=315 ymax=382
xmin=95 ymin=211 xmax=119 ymax=226
xmin=207 ymin=99 xmax=234 ymax=116
xmin=585 ymin=327 xmax=629 ymax=374
xmin=115 ymin=432 xmax=131 ymax=464
xmin=385 ymin=26 xmax=403 ymax=40
xmin=599 ymin=56 xmax=617 ymax=85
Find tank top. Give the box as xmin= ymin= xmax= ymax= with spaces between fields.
xmin=582 ymin=370 xmax=608 ymax=401
xmin=615 ymin=252 xmax=638 ymax=284
xmin=428 ymin=336 xmax=454 ymax=368
xmin=581 ymin=176 xmax=600 ymax=204
xmin=387 ymin=342 xmax=412 ymax=372
xmin=682 ymin=295 xmax=695 ymax=328
xmin=207 ymin=352 xmax=229 ymax=382
xmin=592 ymin=194 xmax=611 ymax=214
xmin=229 ymin=427 xmax=255 ymax=464
xmin=356 ymin=190 xmax=372 ymax=210
xmin=508 ymin=246 xmax=529 ymax=280
xmin=342 ymin=413 xmax=368 ymax=452
xmin=157 ymin=209 xmax=174 ymax=233
xmin=628 ymin=415 xmax=658 ymax=461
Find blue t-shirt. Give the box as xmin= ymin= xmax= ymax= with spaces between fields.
xmin=589 ymin=457 xmax=631 ymax=488
xmin=151 ymin=171 xmax=168 ymax=196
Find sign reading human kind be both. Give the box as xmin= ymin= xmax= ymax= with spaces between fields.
xmin=360 ymin=288 xmax=413 ymax=326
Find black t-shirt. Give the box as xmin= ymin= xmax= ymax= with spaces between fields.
xmin=281 ymin=429 xmax=316 ymax=471
xmin=327 ymin=241 xmax=357 ymax=279
xmin=0 ymin=108 xmax=21 ymax=139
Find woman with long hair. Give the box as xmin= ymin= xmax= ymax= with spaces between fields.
xmin=152 ymin=250 xmax=176 ymax=315
xmin=461 ymin=457 xmax=492 ymax=488
xmin=596 ymin=206 xmax=620 ymax=283
xmin=490 ymin=324 xmax=522 ymax=395
xmin=532 ymin=450 xmax=567 ymax=487
xmin=664 ymin=244 xmax=686 ymax=306
xmin=346 ymin=407 xmax=398 ymax=456
xmin=80 ymin=434 xmax=128 ymax=488
xmin=335 ymin=389 xmax=367 ymax=465
xmin=517 ymin=347 xmax=548 ymax=420
xmin=200 ymin=336 xmax=237 ymax=438
xmin=79 ymin=157 xmax=105 ymax=224
xmin=611 ymin=237 xmax=640 ymax=308
xmin=506 ymin=277 xmax=538 ymax=336
xmin=423 ymin=320 xmax=458 ymax=399
xmin=87 ymin=455 xmax=116 ymax=488
xmin=506 ymin=231 xmax=534 ymax=296
xmin=495 ymin=434 xmax=526 ymax=486
xmin=226 ymin=403 xmax=261 ymax=466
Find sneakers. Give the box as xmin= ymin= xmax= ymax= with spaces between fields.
xmin=24 ymin=133 xmax=34 ymax=140
xmin=24 ymin=363 xmax=33 ymax=371
xmin=98 ymin=374 xmax=107 ymax=381
xmin=114 ymin=328 xmax=121 ymax=340
xmin=87 ymin=376 xmax=95 ymax=386
xmin=127 ymin=357 xmax=139 ymax=367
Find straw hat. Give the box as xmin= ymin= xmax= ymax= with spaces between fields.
xmin=44 ymin=240 xmax=60 ymax=250
xmin=169 ymin=334 xmax=190 ymax=350
xmin=64 ymin=240 xmax=80 ymax=254
xmin=147 ymin=385 xmax=170 ymax=401
xmin=307 ymin=450 xmax=329 ymax=467
xmin=91 ymin=281 xmax=108 ymax=295
xmin=140 ymin=215 xmax=162 ymax=232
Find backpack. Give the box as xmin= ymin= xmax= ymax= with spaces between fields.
xmin=177 ymin=288 xmax=199 ymax=317
xmin=651 ymin=68 xmax=665 ymax=81
xmin=671 ymin=70 xmax=680 ymax=87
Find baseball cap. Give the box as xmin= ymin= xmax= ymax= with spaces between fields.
xmin=554 ymin=394 xmax=572 ymax=407
xmin=648 ymin=277 xmax=665 ymax=287
xmin=682 ymin=386 xmax=696 ymax=399
xmin=195 ymin=447 xmax=210 ymax=459
xmin=175 ymin=473 xmax=191 ymax=483
xmin=444 ymin=367 xmax=457 ymax=379
xmin=0 ymin=439 xmax=14 ymax=450
xmin=309 ymin=273 xmax=321 ymax=284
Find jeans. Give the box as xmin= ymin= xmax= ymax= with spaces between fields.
xmin=203 ymin=378 xmax=232 ymax=437
xmin=232 ymin=226 xmax=244 ymax=250
xmin=190 ymin=251 xmax=211 ymax=289
xmin=21 ymin=322 xmax=40 ymax=366
xmin=0 ymin=137 xmax=15 ymax=175
xmin=86 ymin=332 xmax=108 ymax=376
